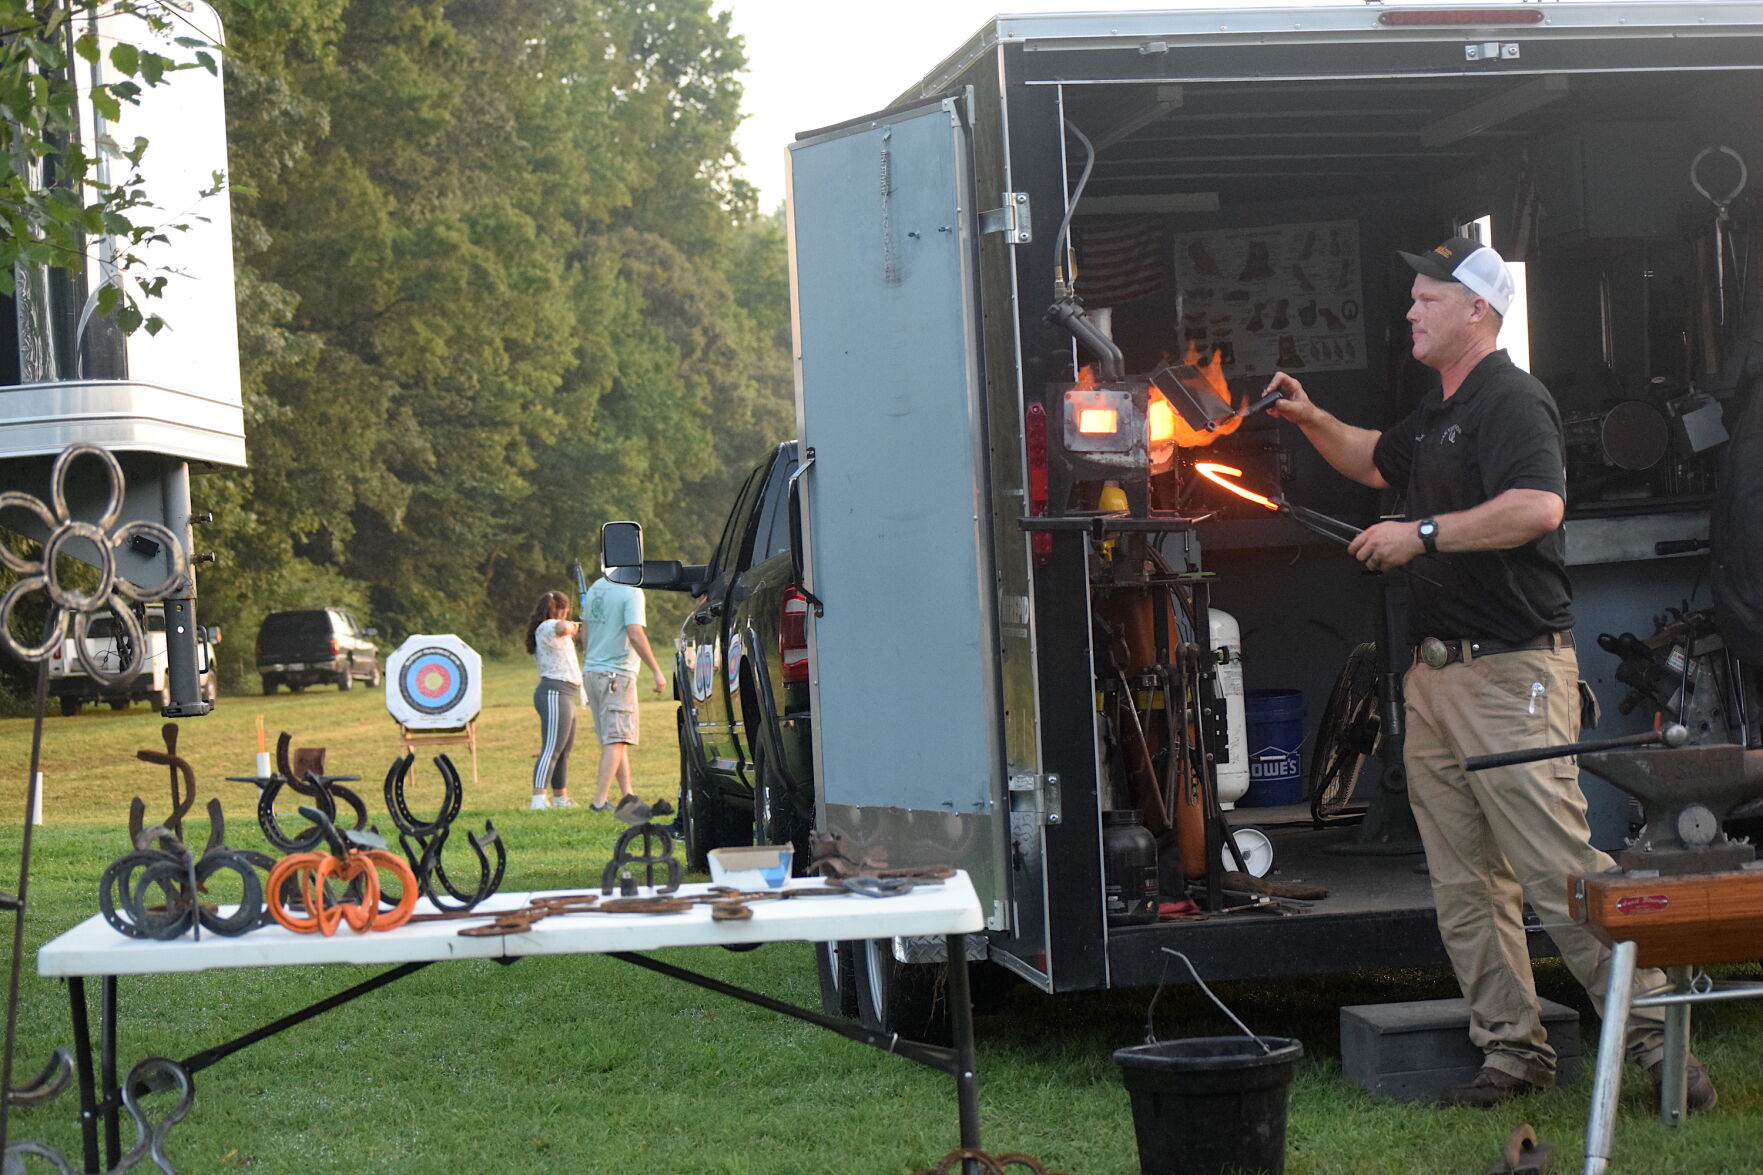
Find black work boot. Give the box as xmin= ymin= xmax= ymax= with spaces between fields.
xmin=1438 ymin=1067 xmax=1543 ymax=1109
xmin=1648 ymin=1053 xmax=1718 ymax=1114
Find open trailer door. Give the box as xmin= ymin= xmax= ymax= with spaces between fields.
xmin=788 ymin=94 xmax=1010 ymax=934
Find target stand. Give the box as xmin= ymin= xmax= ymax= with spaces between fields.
xmin=386 ymin=635 xmax=484 ymax=786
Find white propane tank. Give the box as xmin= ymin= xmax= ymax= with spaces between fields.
xmin=1209 ymin=608 xmax=1250 ymax=809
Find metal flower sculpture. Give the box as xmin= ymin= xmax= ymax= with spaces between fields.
xmin=3 ymin=443 xmax=191 ymax=1168
xmin=0 ymin=443 xmax=187 ymax=680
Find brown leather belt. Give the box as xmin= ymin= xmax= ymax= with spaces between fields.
xmin=1416 ymin=630 xmax=1573 ymax=669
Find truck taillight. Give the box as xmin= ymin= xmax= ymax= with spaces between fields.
xmin=780 ymin=588 xmax=809 ymax=684
xmin=1025 ymin=401 xmax=1051 ymax=564
xmin=330 ymin=637 xmax=340 ymax=655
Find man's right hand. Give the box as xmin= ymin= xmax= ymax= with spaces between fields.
xmin=1263 ymin=371 xmax=1320 ymax=427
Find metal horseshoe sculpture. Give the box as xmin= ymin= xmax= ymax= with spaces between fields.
xmin=381 ymin=753 xmax=505 ymax=912
xmin=228 ymin=731 xmax=371 ymax=853
xmin=100 ymin=724 xmax=272 ymax=941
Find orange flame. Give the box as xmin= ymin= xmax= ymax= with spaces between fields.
xmin=1193 ymin=462 xmax=1280 ymax=511
xmin=1164 ymin=343 xmax=1245 ymax=449
xmin=1070 ymin=350 xmax=1248 ymax=451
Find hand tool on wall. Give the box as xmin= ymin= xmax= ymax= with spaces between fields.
xmin=1692 ymin=145 xmax=1749 ymax=327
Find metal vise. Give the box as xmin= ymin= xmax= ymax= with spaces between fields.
xmin=1580 ymin=744 xmax=1763 ymax=874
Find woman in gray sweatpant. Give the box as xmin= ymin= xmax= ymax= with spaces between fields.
xmin=524 ymin=590 xmax=583 ymax=810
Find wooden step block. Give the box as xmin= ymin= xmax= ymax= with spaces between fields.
xmin=1340 ymin=997 xmax=1582 ymax=1102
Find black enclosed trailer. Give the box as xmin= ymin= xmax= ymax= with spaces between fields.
xmin=781 ymin=2 xmax=1763 ymax=1031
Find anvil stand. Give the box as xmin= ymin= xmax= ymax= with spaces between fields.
xmin=1568 ymin=744 xmax=1763 ymax=1175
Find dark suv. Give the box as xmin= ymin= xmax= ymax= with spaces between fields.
xmin=256 ymin=609 xmax=380 ymax=694
xmin=601 ymin=441 xmax=813 ymax=869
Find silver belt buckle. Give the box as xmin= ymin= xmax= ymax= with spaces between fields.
xmin=1419 ymin=636 xmax=1450 ymax=669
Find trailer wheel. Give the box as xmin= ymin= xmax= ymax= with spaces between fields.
xmin=59 ymin=698 xmax=81 ymax=717
xmin=149 ymin=685 xmax=168 ymax=713
xmin=337 ymin=668 xmax=353 ymax=692
xmin=108 ymin=699 xmax=129 ymax=711
xmin=814 ymin=940 xmax=859 ymax=1018
xmin=855 ymin=940 xmax=950 ymax=1045
xmin=261 ymin=676 xmax=278 ymax=696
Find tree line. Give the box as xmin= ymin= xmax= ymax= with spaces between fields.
xmin=192 ymin=0 xmax=791 ymax=675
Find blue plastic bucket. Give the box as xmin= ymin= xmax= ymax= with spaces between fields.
xmin=1244 ymin=690 xmax=1305 ymax=807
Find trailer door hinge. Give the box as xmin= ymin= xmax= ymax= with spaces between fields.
xmin=1465 ymin=42 xmax=1520 ymax=62
xmin=1008 ymin=771 xmax=1060 ymax=824
xmin=981 ymin=192 xmax=1032 ymax=244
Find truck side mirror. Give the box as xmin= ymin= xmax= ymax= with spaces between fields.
xmin=601 ymin=521 xmax=645 ymax=585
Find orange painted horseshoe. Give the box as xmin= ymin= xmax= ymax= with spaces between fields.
xmin=266 ymin=848 xmax=417 ymax=935
xmin=266 ymin=852 xmax=327 ymax=933
xmin=362 ymin=849 xmax=418 ymax=931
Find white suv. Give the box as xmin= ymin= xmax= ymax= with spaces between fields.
xmin=47 ymin=606 xmax=219 ymax=716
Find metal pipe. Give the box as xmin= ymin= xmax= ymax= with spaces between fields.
xmin=101 ymin=977 xmax=118 ymax=1167
xmin=946 ymin=935 xmax=982 ymax=1162
xmin=1659 ymin=967 xmax=1691 ymax=1127
xmin=1583 ymin=939 xmax=1638 ymax=1175
xmin=1046 ymin=297 xmax=1124 ymax=381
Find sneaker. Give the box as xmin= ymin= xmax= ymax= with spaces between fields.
xmin=528 ymin=793 xmax=550 ymax=811
xmin=1438 ymin=1067 xmax=1543 ymax=1109
xmin=588 ymin=801 xmax=613 ymax=812
xmin=1649 ymin=1053 xmax=1718 ymax=1114
xmin=551 ymin=796 xmax=575 ymax=809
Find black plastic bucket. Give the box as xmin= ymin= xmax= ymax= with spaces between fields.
xmin=1113 ymin=1036 xmax=1303 ymax=1175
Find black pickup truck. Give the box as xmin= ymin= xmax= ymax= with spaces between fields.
xmin=604 ymin=442 xmax=813 ymax=869
xmin=255 ymin=608 xmax=381 ymax=694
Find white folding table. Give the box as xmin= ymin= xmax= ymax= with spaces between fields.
xmin=38 ymin=875 xmax=986 ymax=1173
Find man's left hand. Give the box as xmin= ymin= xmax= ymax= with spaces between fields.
xmin=651 ymin=673 xmax=666 ymax=696
xmin=1348 ymin=520 xmax=1424 ymax=573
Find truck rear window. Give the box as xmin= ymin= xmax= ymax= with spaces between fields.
xmin=89 ymin=613 xmax=165 ymax=637
xmin=259 ymin=612 xmax=333 ymax=639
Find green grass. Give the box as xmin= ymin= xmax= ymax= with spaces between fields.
xmin=3 ymin=659 xmax=1762 ymax=1172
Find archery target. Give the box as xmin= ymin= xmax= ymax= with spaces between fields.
xmin=386 ymin=634 xmax=482 ymax=729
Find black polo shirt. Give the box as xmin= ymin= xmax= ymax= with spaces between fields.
xmin=1372 ymin=349 xmax=1573 ymax=643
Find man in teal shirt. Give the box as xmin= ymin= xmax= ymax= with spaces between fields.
xmin=581 ymin=573 xmax=667 ymax=811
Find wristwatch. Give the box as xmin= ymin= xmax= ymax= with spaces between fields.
xmin=1417 ymin=517 xmax=1440 ymax=555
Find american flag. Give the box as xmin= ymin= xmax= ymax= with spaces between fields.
xmin=1073 ymin=216 xmax=1171 ymax=307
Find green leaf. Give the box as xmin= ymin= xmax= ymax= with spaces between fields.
xmin=144 ymin=315 xmax=166 ymax=336
xmin=109 ymin=43 xmax=139 ymax=77
xmin=90 ymin=90 xmax=121 ymax=122
xmin=73 ymin=33 xmax=100 ymax=65
xmin=97 ymin=284 xmax=118 ymax=316
xmin=26 ymin=38 xmax=65 ymax=71
xmin=117 ymin=303 xmax=142 ymax=333
xmin=196 ymin=51 xmax=217 ymax=77
xmin=0 ymin=270 xmax=12 ymax=297
xmin=141 ymin=54 xmax=165 ymax=88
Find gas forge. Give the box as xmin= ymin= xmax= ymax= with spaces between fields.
xmin=1021 ymin=335 xmax=1271 ymax=885
xmin=1033 ymin=344 xmax=1247 ymax=523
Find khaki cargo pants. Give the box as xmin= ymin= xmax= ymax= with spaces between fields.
xmin=1403 ymin=643 xmax=1667 ymax=1085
